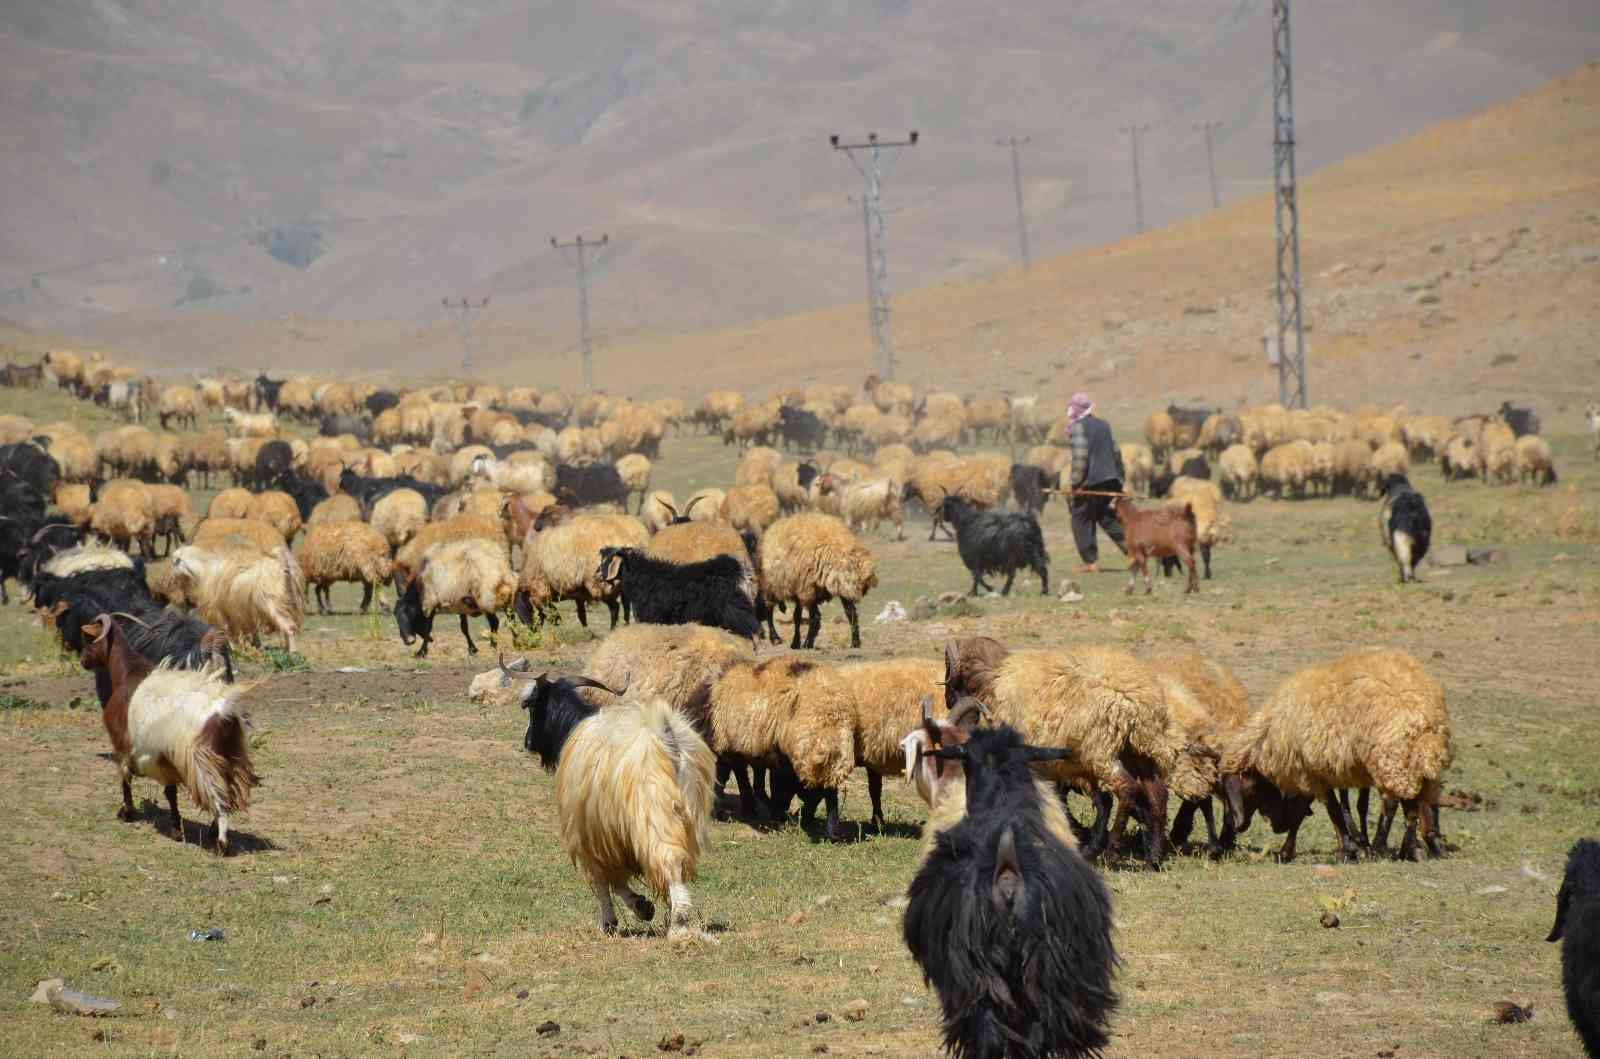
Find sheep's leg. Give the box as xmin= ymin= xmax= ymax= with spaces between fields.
xmin=1169 ymin=799 xmax=1197 ymax=848
xmin=358 ymin=581 xmax=373 ymax=614
xmin=605 ymin=599 xmax=620 ymax=629
xmin=1322 ymin=791 xmax=1360 ymax=862
xmin=789 ymin=601 xmax=804 ymax=649
xmin=1274 ymin=796 xmax=1312 ymax=863
xmin=1201 ymin=542 xmax=1212 ymax=579
xmin=1197 ymin=798 xmax=1227 ymax=857
xmin=456 ymin=614 xmax=478 ymax=655
xmin=1373 ymin=797 xmax=1398 ymax=852
xmin=590 ymin=877 xmax=620 ymax=934
xmin=1139 ymin=779 xmax=1169 ymax=867
xmin=614 ymin=885 xmax=655 ymax=923
xmin=574 ymin=599 xmax=589 ymax=629
xmin=117 ymin=775 xmax=136 ymax=822
xmin=1397 ymin=799 xmax=1425 ymax=862
xmin=803 ymin=602 xmax=822 ymax=649
xmin=841 ymin=599 xmax=861 ymax=649
xmin=867 ymin=771 xmax=884 ymax=830
xmin=484 ymin=611 xmax=499 ymax=648
xmin=822 ymin=789 xmax=844 ymax=841
xmin=1354 ymin=788 xmax=1372 ymax=847
xmin=1079 ymin=791 xmax=1113 ymax=859
xmin=165 ymin=785 xmax=184 ymax=843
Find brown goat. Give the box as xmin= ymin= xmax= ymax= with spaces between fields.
xmin=1113 ymin=496 xmax=1198 ymax=594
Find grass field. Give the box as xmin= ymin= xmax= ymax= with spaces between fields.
xmin=1 ymin=395 xmax=1597 ymax=1057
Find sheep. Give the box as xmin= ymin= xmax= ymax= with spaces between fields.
xmin=863 ymin=373 xmax=914 ymax=415
xmin=709 ymin=656 xmax=855 ymax=838
xmin=0 ymin=414 xmax=35 ymax=445
xmin=910 ymin=413 xmax=964 ymax=453
xmin=720 ymin=483 xmax=781 ymax=536
xmin=1217 ymin=443 xmax=1258 ymax=501
xmin=937 ymin=495 xmax=1049 ymax=597
xmin=1166 ymin=477 xmax=1223 ymax=580
xmin=245 ymin=490 xmax=302 ymax=546
xmin=180 ymin=431 xmax=230 ymax=489
xmin=833 ymin=656 xmax=944 ymax=829
xmin=553 ymin=463 xmax=629 ymax=508
xmin=613 ymin=453 xmax=652 ymax=511
xmin=1259 ymin=441 xmax=1311 ymax=499
xmin=1371 ymin=440 xmax=1409 ymax=482
xmin=77 ymin=616 xmax=257 ymax=854
xmin=903 ymin=723 xmax=1118 ymax=1059
xmin=90 ymin=480 xmax=157 ymax=558
xmin=964 ymin=397 xmax=1011 ymax=443
xmin=147 ymin=484 xmax=197 ymax=556
xmin=1515 ymin=434 xmax=1557 ymax=486
xmin=1144 ymin=409 xmax=1177 ymax=459
xmin=300 ymin=521 xmax=394 ymax=614
xmin=759 ymin=512 xmax=877 ymax=650
xmin=515 ymin=512 xmax=649 ymax=629
xmin=190 ymin=517 xmax=288 ymax=556
xmin=158 ymin=386 xmax=199 ymax=431
xmin=1221 ymin=648 xmax=1452 ymax=862
xmin=393 ymin=537 xmax=514 ymax=657
xmin=1548 ymin=839 xmax=1600 ymax=1058
xmin=207 ymin=487 xmax=252 ymax=522
xmin=942 ymin=637 xmax=1183 ymax=866
xmin=1441 ymin=433 xmax=1478 ymax=481
xmin=173 ymin=543 xmax=305 ymax=654
xmin=1478 ymin=419 xmax=1518 ymax=484
xmin=815 ymin=474 xmax=904 ymax=540
xmin=518 ymin=674 xmax=715 ymax=941
xmin=222 ymin=407 xmax=278 ymax=439
xmin=1149 ymin=654 xmax=1251 ymax=857
xmin=366 ymin=487 xmax=428 ymax=553
xmin=1113 ymin=495 xmax=1198 ymax=594
xmin=1378 ymin=473 xmax=1432 ymax=584
xmin=684 ymin=487 xmax=726 ymax=522
xmin=595 ymin=548 xmax=759 ymax=641
xmin=736 ymin=445 xmax=783 ymax=487
xmin=1330 ymin=439 xmax=1375 ymax=497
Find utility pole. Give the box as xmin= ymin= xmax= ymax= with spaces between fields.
xmin=551 ymin=233 xmax=608 ymax=392
xmin=847 ymin=194 xmax=875 ymax=339
xmin=995 ymin=135 xmax=1032 ymax=269
xmin=1194 ymin=120 xmax=1222 ymax=209
xmin=441 ymin=296 xmax=489 ymax=376
xmin=1119 ymin=123 xmax=1151 ymax=235
xmin=1272 ymin=0 xmax=1308 ymax=409
xmin=831 ymin=130 xmax=919 ymax=381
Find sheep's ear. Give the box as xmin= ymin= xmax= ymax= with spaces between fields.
xmin=79 ymin=622 xmax=102 ymax=642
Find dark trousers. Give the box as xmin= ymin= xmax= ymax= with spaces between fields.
xmin=1071 ymin=479 xmax=1126 ymax=564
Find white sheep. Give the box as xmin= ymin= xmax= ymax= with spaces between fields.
xmin=222 ymin=407 xmax=279 ymax=439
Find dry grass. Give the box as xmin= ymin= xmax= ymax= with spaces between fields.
xmin=1 ymin=399 xmax=1596 ymax=1055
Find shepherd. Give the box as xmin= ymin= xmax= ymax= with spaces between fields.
xmin=1066 ymin=392 xmax=1127 ymax=573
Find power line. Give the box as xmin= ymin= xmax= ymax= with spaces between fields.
xmin=1119 ymin=124 xmax=1151 ymax=235
xmin=441 ymin=296 xmax=489 ymax=376
xmin=1272 ymin=0 xmax=1308 ymax=409
xmin=831 ymin=130 xmax=919 ymax=382
xmin=551 ymin=233 xmax=609 ymax=392
xmin=995 ymin=135 xmax=1032 ymax=270
xmin=1194 ymin=120 xmax=1222 ymax=209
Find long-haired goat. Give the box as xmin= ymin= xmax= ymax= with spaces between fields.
xmin=78 ymin=616 xmax=257 ymax=854
xmin=519 ymin=673 xmax=716 ymax=941
xmin=1377 ymin=473 xmax=1431 ymax=584
xmin=596 ymin=547 xmax=759 ymax=642
xmin=937 ymin=494 xmax=1049 ymax=597
xmin=1549 ymin=838 xmax=1600 ymax=1058
xmin=904 ymin=724 xmax=1118 ymax=1059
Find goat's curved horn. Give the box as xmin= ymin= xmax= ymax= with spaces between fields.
xmin=683 ymin=495 xmax=704 ymax=516
xmin=658 ymin=498 xmax=678 ymax=518
xmin=109 ymin=611 xmax=152 ymax=630
xmin=567 ymin=675 xmax=625 ymax=697
xmin=499 ymin=651 xmax=511 ymax=677
xmin=947 ymin=697 xmax=987 ymax=730
xmin=89 ymin=613 xmax=114 ymax=643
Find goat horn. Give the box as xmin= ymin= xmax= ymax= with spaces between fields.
xmin=684 ymin=495 xmax=704 ymax=516
xmin=566 ymin=675 xmax=625 ymax=697
xmin=90 ymin=613 xmax=114 ymax=643
xmin=109 ymin=611 xmax=152 ymax=630
xmin=658 ymin=498 xmax=678 ymax=518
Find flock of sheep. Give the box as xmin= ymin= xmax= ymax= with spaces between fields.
xmin=3 ymin=349 xmax=1594 ymax=1058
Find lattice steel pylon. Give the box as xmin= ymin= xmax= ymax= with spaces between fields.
xmin=832 ymin=131 xmax=919 ymax=381
xmin=1119 ymin=124 xmax=1151 ymax=235
xmin=551 ymin=234 xmax=608 ymax=392
xmin=995 ymin=136 xmax=1032 ymax=270
xmin=442 ymin=296 xmax=489 ymax=376
xmin=1272 ymin=0 xmax=1308 ymax=409
xmin=1194 ymin=120 xmax=1222 ymax=209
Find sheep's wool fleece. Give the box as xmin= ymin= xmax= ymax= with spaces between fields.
xmin=553 ymin=698 xmax=714 ymax=896
xmin=521 ymin=513 xmax=647 ymax=602
xmin=760 ymin=513 xmax=878 ymax=605
xmin=584 ymin=624 xmax=748 ymax=713
xmin=709 ymin=657 xmax=855 ymax=790
xmin=988 ymin=646 xmax=1181 ymax=791
xmin=42 ymin=546 xmax=133 ymax=578
xmin=127 ymin=664 xmax=251 ymax=815
xmin=1149 ymin=654 xmax=1251 ymax=740
xmin=420 ymin=539 xmax=516 ymax=616
xmin=836 ymin=657 xmax=945 ymax=773
xmin=1226 ymin=648 xmax=1452 ymax=800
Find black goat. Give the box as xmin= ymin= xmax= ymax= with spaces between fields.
xmin=1378 ymin=473 xmax=1431 ymax=583
xmin=937 ymin=496 xmax=1050 ymax=597
xmin=1150 ymin=452 xmax=1211 ymax=499
xmin=1008 ymin=463 xmax=1057 ymax=517
xmin=1167 ymin=403 xmax=1214 ymax=447
xmin=1498 ymin=401 xmax=1541 ymax=438
xmin=319 ymin=414 xmax=371 ymax=442
xmin=1549 ymin=838 xmax=1600 ymax=1058
xmin=15 ymin=521 xmax=82 ymax=588
xmin=339 ymin=468 xmax=447 ymax=514
xmin=275 ymin=472 xmax=330 ymax=521
xmin=392 ymin=573 xmax=500 ymax=658
xmin=1 ymin=441 xmax=60 ymax=502
xmin=519 ymin=672 xmax=622 ymax=768
xmin=365 ymin=389 xmax=400 ymax=417
xmin=254 ymin=374 xmax=285 ymax=412
xmin=904 ymin=725 xmax=1118 ymax=1059
xmin=252 ymin=440 xmax=294 ymax=490
xmin=553 ymin=464 xmax=629 ymax=509
xmin=776 ymin=405 xmax=827 ymax=452
xmin=596 ymin=548 xmax=759 ymax=641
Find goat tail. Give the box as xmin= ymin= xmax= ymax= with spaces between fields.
xmin=1180 ymin=500 xmax=1197 ymax=531
xmin=181 ymin=707 xmax=259 ymax=816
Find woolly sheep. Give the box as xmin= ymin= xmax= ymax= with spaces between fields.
xmin=516 ymin=512 xmax=649 ymax=629
xmin=300 ymin=521 xmax=394 ymax=614
xmin=1149 ymin=653 xmax=1251 ymax=856
xmin=819 ymin=475 xmax=903 ymax=540
xmin=189 ymin=518 xmax=287 ymax=556
xmin=173 ymin=543 xmax=305 ymax=653
xmin=640 ymin=490 xmax=678 ymax=534
xmin=1259 ymin=441 xmax=1311 ymax=499
xmin=1441 ymin=434 xmax=1477 ymax=480
xmin=309 ymin=493 xmax=362 ymax=526
xmin=245 ymin=490 xmax=302 ymax=546
xmin=1120 ymin=442 xmax=1155 ymax=498
xmin=942 ymin=637 xmax=1184 ymax=866
xmin=90 ymin=480 xmax=157 ymax=558
xmin=684 ymin=487 xmax=725 ymax=522
xmin=720 ymin=483 xmax=781 ymax=536
xmin=1515 ymin=435 xmax=1556 ymax=486
xmin=1167 ymin=477 xmax=1224 ymax=580
xmin=759 ymin=512 xmax=877 ymax=650
xmin=520 ymin=676 xmax=716 ymax=940
xmin=613 ymin=453 xmax=652 ymax=511
xmin=146 ymin=484 xmax=196 ymax=556
xmin=394 ymin=513 xmax=505 ymax=581
xmin=222 ymin=407 xmax=278 ymax=439
xmin=834 ymin=656 xmax=943 ymax=828
xmin=1221 ymin=648 xmax=1452 ymax=862
xmin=1478 ymin=420 xmax=1517 ymax=484
xmin=158 ymin=386 xmax=199 ymax=431
xmin=394 ymin=537 xmax=515 ymax=656
xmin=1144 ymin=410 xmax=1177 ymax=457
xmin=370 ymin=488 xmax=429 ymax=552
xmin=1371 ymin=441 xmax=1409 ymax=481
xmin=1217 ymin=443 xmax=1258 ymax=501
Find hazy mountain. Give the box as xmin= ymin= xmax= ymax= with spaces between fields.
xmin=2 ymin=0 xmax=1595 ymax=355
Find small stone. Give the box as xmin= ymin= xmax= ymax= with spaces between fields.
xmin=1476 ymin=885 xmax=1508 ymax=896
xmin=1319 ymin=912 xmax=1340 ymax=929
xmin=516 ymin=990 xmax=530 ymax=1000
xmin=814 ymin=1011 xmax=832 ymax=1024
xmin=843 ymin=999 xmax=869 ymax=1022
xmin=1414 ymin=291 xmax=1441 ymax=305
xmin=536 ymin=1020 xmax=560 ymax=1036
xmin=397 ymin=1033 xmax=421 ymax=1045
xmin=300 ymin=996 xmax=317 ymax=1009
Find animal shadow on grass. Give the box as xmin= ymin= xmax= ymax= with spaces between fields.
xmin=126 ymin=796 xmax=277 ymax=855
xmin=796 ymin=816 xmax=923 ymax=845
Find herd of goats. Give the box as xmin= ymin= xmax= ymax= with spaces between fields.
xmin=2 ymin=349 xmax=1594 ymax=1058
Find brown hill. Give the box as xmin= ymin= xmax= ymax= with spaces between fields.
xmin=3 ymin=1 xmax=1597 ymax=355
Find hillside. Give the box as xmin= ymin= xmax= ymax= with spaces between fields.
xmin=2 ymin=1 xmax=1597 ymax=352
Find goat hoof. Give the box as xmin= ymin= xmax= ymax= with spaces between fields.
xmin=636 ymin=898 xmax=656 ymax=922
xmin=116 ymin=807 xmax=136 ymax=822
xmin=1205 ymin=842 xmax=1226 ymax=860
